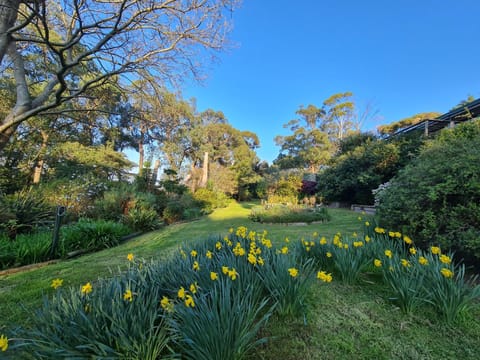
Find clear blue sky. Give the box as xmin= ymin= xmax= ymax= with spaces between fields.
xmin=183 ymin=0 xmax=480 ymax=163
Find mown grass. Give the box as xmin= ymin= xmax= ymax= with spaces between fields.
xmin=1 ymin=200 xmax=479 ymax=359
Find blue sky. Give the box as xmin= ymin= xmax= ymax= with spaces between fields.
xmin=183 ymin=0 xmax=480 ymax=163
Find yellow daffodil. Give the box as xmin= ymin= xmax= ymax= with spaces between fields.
xmin=394 ymin=232 xmax=402 ymax=238
xmin=81 ymin=282 xmax=92 ymax=295
xmin=258 ymin=257 xmax=265 ymax=266
xmin=365 ymin=235 xmax=371 ymax=243
xmin=51 ymin=278 xmax=63 ymax=289
xmin=365 ymin=221 xmax=370 ymax=226
xmin=228 ymin=268 xmax=238 ymax=280
xmin=192 ymin=261 xmax=200 ymax=271
xmin=352 ymin=232 xmax=358 ymax=238
xmin=419 ymin=256 xmax=429 ymax=265
xmin=190 ymin=250 xmax=197 ymax=257
xmin=284 ymin=237 xmax=290 ymax=243
xmin=431 ymin=246 xmax=441 ymax=255
xmin=401 ymin=259 xmax=410 ymax=267
xmin=247 ymin=253 xmax=257 ymax=265
xmin=388 ymin=231 xmax=395 ymax=237
xmin=190 ymin=282 xmax=198 ymax=294
xmin=403 ymin=236 xmax=413 ymax=245
xmin=177 ymin=287 xmax=186 ymax=299
xmin=127 ymin=253 xmax=134 ymax=261
xmin=216 ymin=242 xmax=222 ymax=250
xmin=326 ymin=252 xmax=332 ymax=258
xmin=185 ymin=294 xmax=195 ymax=308
xmin=180 ymin=249 xmax=187 ymax=258
xmin=288 ymin=268 xmax=298 ymax=277
xmin=222 ymin=266 xmax=229 ymax=275
xmin=317 ymin=271 xmax=333 ymax=283
xmin=439 ymin=254 xmax=452 ymax=264
xmin=206 ymin=250 xmax=213 ymax=259
xmin=210 ymin=272 xmax=218 ymax=280
xmin=281 ymin=246 xmax=289 ymax=254
xmin=440 ymin=268 xmax=454 ymax=278
xmin=0 ymin=334 xmax=8 ymax=352
xmin=123 ymin=289 xmax=133 ymax=302
xmin=374 ymin=227 xmax=385 ymax=234
xmin=320 ymin=237 xmax=327 ymax=245
xmin=384 ymin=250 xmax=392 ymax=258
xmin=312 ymin=232 xmax=318 ymax=237
xmin=160 ymin=296 xmax=174 ymax=313
xmin=409 ymin=247 xmax=417 ymax=255
xmin=374 ymin=259 xmax=382 ymax=267
xmin=229 ymin=227 xmax=234 ymax=233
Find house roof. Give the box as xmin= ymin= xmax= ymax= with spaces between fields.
xmin=390 ymin=98 xmax=480 ymax=137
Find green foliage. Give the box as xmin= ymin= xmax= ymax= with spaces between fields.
xmin=121 ymin=207 xmax=162 ymax=232
xmin=419 ymin=250 xmax=480 ymax=323
xmin=171 ymin=279 xmax=271 ymax=360
xmin=12 ymin=264 xmax=174 ymax=358
xmin=258 ymin=252 xmax=316 ymax=316
xmin=0 ymin=188 xmax=53 ymax=237
xmin=381 ymin=251 xmax=426 ymax=314
xmin=317 ymin=136 xmax=400 ymax=204
xmin=193 ymin=187 xmax=230 ymax=213
xmin=37 ymin=178 xmax=108 ymax=221
xmin=376 ymin=120 xmax=480 ymax=262
xmin=329 ymin=235 xmax=371 ymax=284
xmin=377 ymin=112 xmax=441 ymax=136
xmin=249 ymin=205 xmax=330 ymax=224
xmin=60 ymin=219 xmax=131 ymax=255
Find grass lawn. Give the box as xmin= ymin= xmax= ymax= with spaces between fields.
xmin=1 ymin=200 xmax=479 ymax=359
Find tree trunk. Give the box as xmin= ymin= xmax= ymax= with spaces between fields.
xmin=0 ymin=0 xmax=20 ymax=65
xmin=200 ymin=151 xmax=209 ymax=187
xmin=152 ymin=159 xmax=160 ymax=186
xmin=32 ymin=130 xmax=49 ymax=184
xmin=138 ymin=132 xmax=145 ymax=174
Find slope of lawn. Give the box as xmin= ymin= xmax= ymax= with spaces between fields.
xmin=1 ymin=200 xmax=479 ymax=359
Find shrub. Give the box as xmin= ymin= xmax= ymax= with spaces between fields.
xmin=193 ymin=188 xmax=230 ymax=213
xmin=249 ymin=205 xmax=330 ymax=224
xmin=60 ymin=219 xmax=131 ymax=255
xmin=376 ymin=120 xmax=480 ymax=263
xmin=0 ymin=188 xmax=53 ymax=238
xmin=162 ymin=201 xmax=184 ymax=225
xmin=122 ymin=207 xmax=161 ymax=232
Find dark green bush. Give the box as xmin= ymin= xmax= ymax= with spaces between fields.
xmin=0 ymin=232 xmax=52 ymax=270
xmin=60 ymin=219 xmax=131 ymax=255
xmin=162 ymin=201 xmax=184 ymax=224
xmin=376 ymin=120 xmax=480 ymax=263
xmin=0 ymin=188 xmax=53 ymax=238
xmin=121 ymin=207 xmax=162 ymax=232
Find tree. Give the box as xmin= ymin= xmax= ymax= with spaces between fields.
xmin=0 ymin=0 xmax=240 ymax=152
xmin=275 ymin=104 xmax=333 ymax=173
xmin=321 ymin=92 xmax=356 ymax=141
xmin=377 ymin=112 xmax=441 ymax=136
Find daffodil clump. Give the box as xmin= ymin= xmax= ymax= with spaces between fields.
xmin=368 ymin=225 xmax=480 ymax=321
